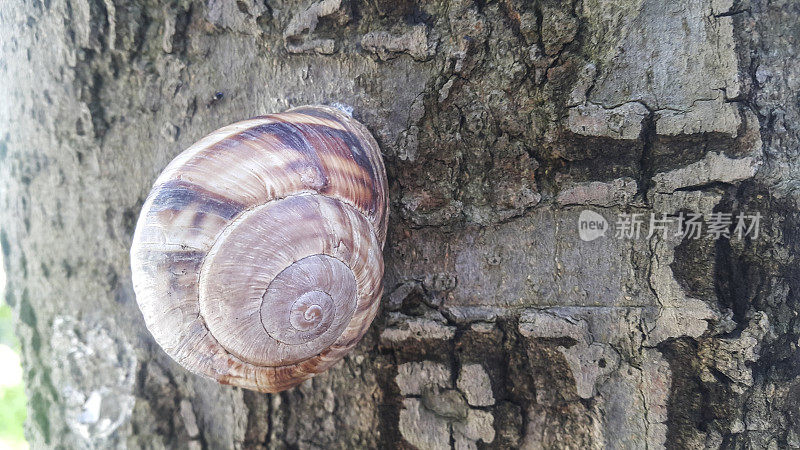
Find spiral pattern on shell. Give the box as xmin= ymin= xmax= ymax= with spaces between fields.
xmin=130 ymin=105 xmax=388 ymax=392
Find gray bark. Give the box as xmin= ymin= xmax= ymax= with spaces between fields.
xmin=1 ymin=0 xmax=799 ymax=448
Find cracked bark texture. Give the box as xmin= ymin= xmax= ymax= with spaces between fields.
xmin=0 ymin=0 xmax=798 ymax=448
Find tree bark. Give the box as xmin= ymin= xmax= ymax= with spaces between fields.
xmin=1 ymin=0 xmax=799 ymax=448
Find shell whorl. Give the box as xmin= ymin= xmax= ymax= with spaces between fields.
xmin=130 ymin=106 xmax=387 ymax=392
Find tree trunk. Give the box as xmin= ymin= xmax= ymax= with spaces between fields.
xmin=1 ymin=0 xmax=799 ymax=448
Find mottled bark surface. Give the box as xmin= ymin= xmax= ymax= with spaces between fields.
xmin=1 ymin=0 xmax=799 ymax=448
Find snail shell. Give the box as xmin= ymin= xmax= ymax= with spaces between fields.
xmin=130 ymin=105 xmax=388 ymax=392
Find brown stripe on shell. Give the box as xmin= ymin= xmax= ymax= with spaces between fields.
xmin=150 ymin=179 xmax=247 ymax=220
xmin=288 ymin=106 xmax=388 ymax=245
xmin=287 ymin=122 xmax=377 ymax=208
xmin=233 ymin=121 xmax=331 ymax=191
xmin=134 ymin=180 xmax=245 ymax=252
